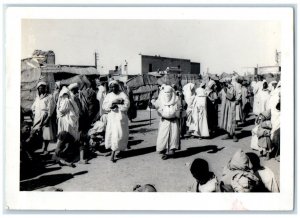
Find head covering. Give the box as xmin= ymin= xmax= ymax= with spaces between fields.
xmin=195 ymin=87 xmax=206 ymax=97
xmin=36 ymin=81 xmax=47 ymax=89
xmin=59 ymin=86 xmax=70 ymax=98
xmin=199 ymin=81 xmax=206 ymax=88
xmin=55 ymin=81 xmax=61 ymax=89
xmin=207 ymin=80 xmax=216 ymax=89
xmin=158 ymin=85 xmax=177 ymax=106
xmin=242 ymin=80 xmax=248 ymax=86
xmin=108 ymin=80 xmax=119 ymax=86
xmin=68 ymin=83 xmax=79 ymax=91
xmin=229 ymin=149 xmax=253 ymax=171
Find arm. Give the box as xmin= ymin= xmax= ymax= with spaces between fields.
xmin=102 ymin=94 xmax=112 ymax=112
xmin=118 ymin=92 xmax=130 ymax=112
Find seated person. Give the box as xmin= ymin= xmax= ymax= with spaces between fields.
xmin=188 ymin=158 xmax=219 ymax=192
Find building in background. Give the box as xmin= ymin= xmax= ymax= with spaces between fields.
xmin=140 ymin=55 xmax=200 ymax=75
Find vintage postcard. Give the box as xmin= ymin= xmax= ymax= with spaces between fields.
xmin=4 ymin=6 xmax=294 ymax=211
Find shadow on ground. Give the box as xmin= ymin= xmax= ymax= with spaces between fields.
xmin=20 ymin=171 xmax=88 ymax=191
xmin=236 ymin=130 xmax=252 ymax=139
xmin=120 ymin=146 xmax=156 ymax=159
xmin=131 ymin=118 xmax=156 ymax=123
xmin=130 ymin=128 xmax=157 ymax=134
xmin=129 ymin=123 xmax=152 ymax=129
xmin=128 ymin=139 xmax=144 ymax=147
xmin=174 ymin=145 xmax=225 ymax=158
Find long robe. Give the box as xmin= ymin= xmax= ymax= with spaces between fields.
xmin=153 ymin=89 xmax=181 ymax=152
xmin=102 ymin=92 xmax=130 ymax=151
xmin=206 ymin=89 xmax=218 ymax=133
xmin=219 ymin=86 xmax=236 ymax=135
xmin=57 ymin=89 xmax=80 ymax=141
xmin=218 ymin=89 xmax=227 ymax=128
xmin=190 ymin=88 xmax=209 ymax=137
xmin=97 ymin=85 xmax=107 ymax=117
xmin=232 ymin=80 xmax=242 ymax=122
xmin=258 ymin=89 xmax=270 ymax=114
xmin=32 ymin=93 xmax=56 ymax=140
xmin=183 ymin=83 xmax=195 ymax=129
xmin=252 ymin=81 xmax=263 ymax=115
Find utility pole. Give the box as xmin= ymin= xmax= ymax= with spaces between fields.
xmin=95 ymin=52 xmax=99 ymax=70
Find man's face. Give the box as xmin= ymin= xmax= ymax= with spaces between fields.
xmin=110 ymin=84 xmax=119 ymax=94
xmin=38 ymin=85 xmax=46 ymax=94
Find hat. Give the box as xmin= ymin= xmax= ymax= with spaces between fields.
xmin=162 ymin=85 xmax=173 ymax=93
xmin=68 ymin=83 xmax=79 ymax=90
xmin=36 ymin=81 xmax=47 ymax=89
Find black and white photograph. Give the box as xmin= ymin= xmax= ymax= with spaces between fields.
xmin=4 ymin=6 xmax=295 ymax=211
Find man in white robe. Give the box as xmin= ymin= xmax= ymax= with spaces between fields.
xmin=190 ymin=83 xmax=210 ymax=139
xmin=182 ymin=83 xmax=195 ymax=133
xmin=151 ymin=85 xmax=181 ymax=160
xmin=102 ymin=80 xmax=130 ymax=162
xmin=252 ymin=75 xmax=264 ymax=115
xmin=97 ymin=82 xmax=107 ymax=118
xmin=31 ymin=81 xmax=56 ymax=155
xmin=258 ymin=81 xmax=270 ymax=114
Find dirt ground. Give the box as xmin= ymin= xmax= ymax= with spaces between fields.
xmin=20 ymin=110 xmax=280 ymax=192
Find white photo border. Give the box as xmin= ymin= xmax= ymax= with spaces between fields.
xmin=4 ymin=6 xmax=294 ymax=211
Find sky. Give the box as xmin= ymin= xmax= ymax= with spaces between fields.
xmin=22 ymin=19 xmax=281 ymax=75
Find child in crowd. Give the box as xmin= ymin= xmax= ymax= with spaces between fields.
xmin=188 ymin=158 xmax=219 ymax=192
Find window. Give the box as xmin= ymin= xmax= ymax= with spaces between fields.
xmin=149 ymin=64 xmax=153 ymax=72
xmin=178 ymin=65 xmax=181 ymax=69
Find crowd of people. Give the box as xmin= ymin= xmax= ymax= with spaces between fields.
xmin=20 ymin=73 xmax=281 ymax=192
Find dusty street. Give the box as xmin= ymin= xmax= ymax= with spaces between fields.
xmin=20 ymin=110 xmax=280 ymax=192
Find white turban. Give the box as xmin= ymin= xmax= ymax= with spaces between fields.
xmin=108 ymin=80 xmax=119 ymax=86
xmin=36 ymin=81 xmax=47 ymax=89
xmin=207 ymin=80 xmax=216 ymax=89
xmin=68 ymin=83 xmax=79 ymax=90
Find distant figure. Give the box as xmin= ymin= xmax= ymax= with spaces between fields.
xmin=182 ymin=83 xmax=196 ymax=136
xmin=241 ymin=81 xmax=251 ymax=123
xmin=31 ymin=82 xmax=56 ymax=155
xmin=219 ymin=77 xmax=238 ymax=142
xmin=258 ymin=81 xmax=270 ymax=114
xmin=206 ymin=80 xmax=219 ymax=136
xmin=190 ymin=83 xmax=210 ymax=139
xmin=252 ymin=75 xmax=264 ymax=115
xmin=231 ymin=75 xmax=243 ymax=124
xmin=188 ymin=158 xmax=219 ymax=192
xmin=102 ymin=80 xmax=130 ymax=162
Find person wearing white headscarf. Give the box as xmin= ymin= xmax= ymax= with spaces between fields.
xmin=31 ymin=81 xmax=56 ymax=154
xmin=102 ymin=80 xmax=130 ymax=162
xmin=151 ymin=85 xmax=181 ymax=159
xmin=252 ymin=75 xmax=264 ymax=115
xmin=56 ymin=86 xmax=80 ymax=141
xmin=267 ymin=81 xmax=280 ymax=111
xmin=182 ymin=83 xmax=195 ymax=131
xmin=258 ymin=81 xmax=270 ymax=114
xmin=96 ymin=81 xmax=108 ymax=117
xmin=189 ymin=82 xmax=209 ymax=138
